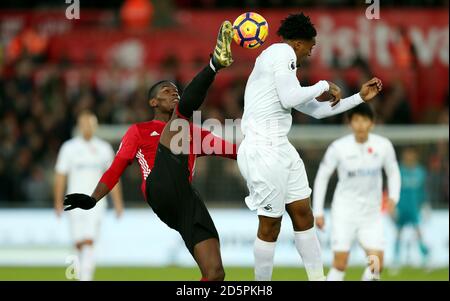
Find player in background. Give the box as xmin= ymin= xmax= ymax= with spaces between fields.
xmin=313 ymin=103 xmax=401 ymax=281
xmin=237 ymin=12 xmax=383 ymax=281
xmin=63 ymin=21 xmax=236 ymax=281
xmin=54 ymin=110 xmax=124 ymax=281
xmin=393 ymin=147 xmax=429 ymax=267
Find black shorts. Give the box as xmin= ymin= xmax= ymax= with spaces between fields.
xmin=146 ymin=143 xmax=219 ymax=256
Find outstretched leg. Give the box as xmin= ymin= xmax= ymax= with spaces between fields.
xmin=194 ymin=238 xmax=225 ymax=281
xmin=159 ymin=20 xmax=233 ymax=149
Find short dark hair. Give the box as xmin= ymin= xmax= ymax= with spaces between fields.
xmin=347 ymin=103 xmax=375 ymax=121
xmin=277 ymin=13 xmax=317 ymax=41
xmin=147 ymin=80 xmax=174 ymax=100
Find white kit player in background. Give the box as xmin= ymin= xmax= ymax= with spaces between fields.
xmin=54 ymin=110 xmax=124 ymax=281
xmin=313 ymin=103 xmax=401 ymax=281
xmin=237 ymin=13 xmax=383 ymax=281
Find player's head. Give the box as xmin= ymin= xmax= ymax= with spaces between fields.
xmin=401 ymin=147 xmax=419 ymax=167
xmin=148 ymin=80 xmax=180 ymax=117
xmin=77 ymin=110 xmax=98 ymax=140
xmin=347 ymin=103 xmax=375 ymax=142
xmin=277 ymin=13 xmax=317 ymax=66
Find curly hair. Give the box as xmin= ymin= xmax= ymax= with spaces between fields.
xmin=277 ymin=13 xmax=317 ymax=41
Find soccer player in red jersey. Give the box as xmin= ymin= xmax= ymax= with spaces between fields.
xmin=63 ymin=21 xmax=235 ymax=281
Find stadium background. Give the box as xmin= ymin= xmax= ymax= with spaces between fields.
xmin=0 ymin=0 xmax=448 ymax=280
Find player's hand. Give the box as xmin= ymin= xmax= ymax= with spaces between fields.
xmin=326 ymin=81 xmax=342 ymax=107
xmin=64 ymin=193 xmax=97 ymax=211
xmin=55 ymin=201 xmax=64 ymax=218
xmin=386 ymin=198 xmax=397 ymax=216
xmin=359 ymin=77 xmax=382 ymax=102
xmin=115 ymin=204 xmax=124 ymax=219
xmin=315 ymin=216 xmax=325 ymax=230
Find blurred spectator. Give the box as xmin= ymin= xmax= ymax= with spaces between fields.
xmin=377 ymin=79 xmax=413 ymax=124
xmin=390 ymin=27 xmax=418 ymax=70
xmin=6 ymin=26 xmax=48 ymax=64
xmin=23 ymin=165 xmax=50 ymax=206
xmin=120 ymin=0 xmax=154 ymax=31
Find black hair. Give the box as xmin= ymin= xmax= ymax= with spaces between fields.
xmin=277 ymin=13 xmax=317 ymax=41
xmin=147 ymin=80 xmax=174 ymax=100
xmin=347 ymin=103 xmax=375 ymax=121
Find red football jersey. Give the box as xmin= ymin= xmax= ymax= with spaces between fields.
xmin=99 ymin=120 xmax=237 ymax=199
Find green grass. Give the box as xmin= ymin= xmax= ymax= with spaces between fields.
xmin=0 ymin=266 xmax=447 ymax=281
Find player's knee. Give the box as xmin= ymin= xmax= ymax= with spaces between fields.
xmin=258 ymin=223 xmax=281 ymax=242
xmin=333 ymin=260 xmax=348 ymax=271
xmin=292 ymin=208 xmax=314 ymax=231
xmin=333 ymin=256 xmax=349 ymax=271
xmin=205 ymin=265 xmax=225 ymax=281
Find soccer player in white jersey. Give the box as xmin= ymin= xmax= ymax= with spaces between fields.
xmin=313 ymin=103 xmax=401 ymax=281
xmin=54 ymin=111 xmax=124 ymax=281
xmin=237 ymin=13 xmax=383 ymax=281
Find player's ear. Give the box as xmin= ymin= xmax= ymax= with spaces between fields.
xmin=149 ymin=98 xmax=158 ymax=108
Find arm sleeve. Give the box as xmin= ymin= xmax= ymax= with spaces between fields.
xmin=313 ymin=143 xmax=339 ymax=216
xmin=198 ymin=128 xmax=237 ymax=160
xmin=55 ymin=143 xmax=70 ymax=174
xmin=98 ymin=125 xmax=139 ymax=190
xmin=272 ymin=46 xmax=329 ymax=109
xmin=383 ymin=140 xmax=401 ymax=204
xmin=294 ymin=93 xmax=364 ymax=119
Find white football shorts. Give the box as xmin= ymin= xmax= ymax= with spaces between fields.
xmin=330 ymin=206 xmax=385 ymax=252
xmin=237 ymin=137 xmax=312 ymax=218
xmin=68 ymin=200 xmax=107 ymax=243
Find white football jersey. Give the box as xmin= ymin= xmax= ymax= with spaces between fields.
xmin=242 ymin=43 xmax=296 ymax=139
xmin=55 ymin=136 xmax=115 ymax=194
xmin=242 ymin=42 xmax=362 ymax=141
xmin=313 ymin=133 xmax=401 ymax=216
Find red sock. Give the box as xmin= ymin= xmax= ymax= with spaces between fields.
xmin=200 ymin=277 xmax=209 ymax=281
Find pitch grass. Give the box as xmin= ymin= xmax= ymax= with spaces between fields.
xmin=0 ymin=266 xmax=447 ymax=281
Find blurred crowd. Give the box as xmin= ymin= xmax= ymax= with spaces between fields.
xmin=0 ymin=0 xmax=448 ymax=207
xmin=1 ymin=0 xmax=448 ymax=9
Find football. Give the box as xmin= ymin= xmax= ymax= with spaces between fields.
xmin=232 ymin=12 xmax=269 ymax=49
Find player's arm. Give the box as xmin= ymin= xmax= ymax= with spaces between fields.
xmin=104 ymin=145 xmax=125 ymax=218
xmin=196 ymin=127 xmax=238 ymax=160
xmin=53 ymin=172 xmax=67 ymax=217
xmin=383 ymin=140 xmax=401 ymax=214
xmin=273 ymin=46 xmax=331 ymax=109
xmin=109 ymin=182 xmax=124 ymax=218
xmin=64 ymin=125 xmax=139 ymax=211
xmin=294 ymin=78 xmax=383 ymax=119
xmin=313 ymin=143 xmax=338 ymax=230
xmin=54 ymin=143 xmax=70 ymax=217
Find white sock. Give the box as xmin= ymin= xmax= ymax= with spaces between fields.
xmin=294 ymin=227 xmax=325 ymax=281
xmin=254 ymin=237 xmax=276 ymax=281
xmin=79 ymin=245 xmax=95 ymax=281
xmin=327 ymin=267 xmax=345 ymax=281
xmin=361 ymin=266 xmax=380 ymax=281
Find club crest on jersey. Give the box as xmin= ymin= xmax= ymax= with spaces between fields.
xmin=368 ymin=147 xmax=373 ymax=154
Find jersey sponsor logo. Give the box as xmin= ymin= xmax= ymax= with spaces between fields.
xmin=150 ymin=131 xmax=160 ymax=137
xmin=347 ymin=168 xmax=380 ymax=178
xmin=288 ymin=59 xmax=296 ymax=71
xmin=263 ymin=204 xmax=273 ymax=211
